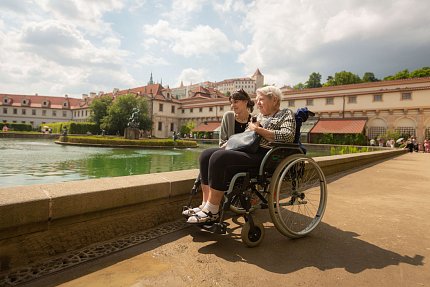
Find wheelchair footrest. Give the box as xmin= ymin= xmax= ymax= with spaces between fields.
xmin=200 ymin=222 xmax=227 ymax=234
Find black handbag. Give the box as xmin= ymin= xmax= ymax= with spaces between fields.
xmin=225 ymin=130 xmax=261 ymax=153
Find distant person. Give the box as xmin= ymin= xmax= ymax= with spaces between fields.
xmin=424 ymin=138 xmax=430 ymax=153
xmin=370 ymin=138 xmax=376 ymax=146
xmin=2 ymin=125 xmax=8 ymax=132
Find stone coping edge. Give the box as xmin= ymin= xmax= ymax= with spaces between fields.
xmin=0 ymin=149 xmax=406 ymax=237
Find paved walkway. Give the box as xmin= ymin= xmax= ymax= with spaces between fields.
xmin=24 ymin=153 xmax=430 ymax=287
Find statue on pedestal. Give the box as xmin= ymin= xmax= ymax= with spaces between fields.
xmin=125 ymin=108 xmax=140 ymax=140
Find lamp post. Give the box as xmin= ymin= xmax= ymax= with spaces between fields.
xmin=150 ymin=93 xmax=154 ymax=138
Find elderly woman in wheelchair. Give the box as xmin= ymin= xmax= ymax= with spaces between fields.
xmin=183 ymin=86 xmax=327 ymax=247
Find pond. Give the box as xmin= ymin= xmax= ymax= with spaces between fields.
xmin=0 ymin=138 xmax=376 ymax=188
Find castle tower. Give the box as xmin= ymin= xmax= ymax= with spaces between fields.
xmin=251 ymin=68 xmax=264 ymax=89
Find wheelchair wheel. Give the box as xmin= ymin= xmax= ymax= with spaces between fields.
xmin=269 ymin=154 xmax=327 ymax=238
xmin=241 ymin=221 xmax=265 ymax=247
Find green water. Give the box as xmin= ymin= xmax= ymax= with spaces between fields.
xmin=0 ymin=138 xmax=212 ymax=188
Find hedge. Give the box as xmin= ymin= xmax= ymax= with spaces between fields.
xmin=41 ymin=122 xmax=98 ymax=134
xmin=59 ymin=135 xmax=198 ymax=148
xmin=0 ymin=122 xmax=32 ymax=131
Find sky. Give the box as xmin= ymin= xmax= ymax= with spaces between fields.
xmin=1 ymin=0 xmax=430 ymax=98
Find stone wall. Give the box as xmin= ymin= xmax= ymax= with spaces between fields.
xmin=0 ymin=149 xmax=407 ymax=273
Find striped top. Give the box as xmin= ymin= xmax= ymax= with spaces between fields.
xmin=256 ymin=108 xmax=296 ymax=149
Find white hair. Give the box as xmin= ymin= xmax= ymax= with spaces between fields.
xmin=256 ymin=86 xmax=282 ymax=107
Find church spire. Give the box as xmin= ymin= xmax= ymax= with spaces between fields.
xmin=148 ymin=72 xmax=154 ymax=85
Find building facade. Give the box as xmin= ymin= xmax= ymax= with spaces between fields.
xmin=281 ymin=77 xmax=430 ymax=142
xmin=2 ymin=76 xmax=430 ymax=143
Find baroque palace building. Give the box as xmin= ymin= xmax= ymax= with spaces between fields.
xmin=1 ymin=73 xmax=430 ymax=143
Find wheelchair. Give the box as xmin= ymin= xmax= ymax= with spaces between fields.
xmin=183 ymin=108 xmax=328 ymax=247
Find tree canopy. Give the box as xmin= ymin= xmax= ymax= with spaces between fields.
xmin=305 ymin=72 xmax=322 ymax=88
xmin=98 ymin=94 xmax=152 ymax=135
xmin=324 ymin=71 xmax=362 ymax=86
xmin=89 ymin=95 xmax=113 ymax=127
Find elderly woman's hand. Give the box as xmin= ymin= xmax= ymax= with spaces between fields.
xmin=248 ymin=121 xmax=260 ymax=131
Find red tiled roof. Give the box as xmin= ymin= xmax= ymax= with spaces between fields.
xmin=310 ymin=119 xmax=367 ymax=134
xmin=193 ymin=122 xmax=221 ymax=132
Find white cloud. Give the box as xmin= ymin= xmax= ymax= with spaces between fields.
xmin=212 ymin=0 xmax=248 ymax=14
xmin=37 ymin=0 xmax=124 ymax=35
xmin=176 ymin=68 xmax=208 ymax=86
xmin=239 ymin=0 xmax=430 ymax=86
xmin=143 ymin=20 xmax=241 ymax=57
xmin=138 ymin=54 xmax=169 ymax=66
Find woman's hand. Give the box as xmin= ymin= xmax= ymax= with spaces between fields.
xmin=248 ymin=121 xmax=260 ymax=131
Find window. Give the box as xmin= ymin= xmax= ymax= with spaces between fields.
xmin=21 ymin=121 xmax=25 ymax=124
xmin=159 ymin=103 xmax=163 ymax=112
xmin=401 ymin=92 xmax=412 ymax=100
xmin=3 ymin=108 xmax=7 ymax=114
xmin=158 ymin=122 xmax=162 ymax=131
xmin=182 ymin=109 xmax=185 ymax=114
xmin=368 ymin=127 xmax=386 ymax=140
xmin=306 ymin=99 xmax=313 ymax=106
xmin=190 ymin=108 xmax=193 ymax=113
xmin=220 ymin=107 xmax=224 ymax=111
xmin=63 ymin=102 xmax=68 ymax=107
xmin=373 ymin=94 xmax=382 ymax=102
xmin=348 ymin=96 xmax=357 ymax=103
xmin=85 ymin=110 xmax=88 ymax=116
xmin=209 ymin=107 xmax=213 ymax=112
xmin=63 ymin=111 xmax=67 ymax=117
xmin=171 ymin=106 xmax=175 ymax=113
xmin=395 ymin=127 xmax=416 ymax=137
xmin=22 ymin=109 xmax=26 ymax=115
xmin=13 ymin=108 xmax=17 ymax=114
xmin=326 ymin=97 xmax=334 ymax=105
xmin=170 ymin=123 xmax=174 ymax=132
xmin=42 ymin=110 xmax=47 ymax=116
xmin=199 ymin=108 xmax=203 ymax=112
xmin=53 ymin=111 xmax=57 ymax=117
xmin=288 ymin=100 xmax=295 ymax=107
xmin=32 ymin=109 xmax=36 ymax=115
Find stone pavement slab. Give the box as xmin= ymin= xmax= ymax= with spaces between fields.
xmin=22 ymin=153 xmax=430 ymax=287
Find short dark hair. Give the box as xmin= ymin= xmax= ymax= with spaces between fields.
xmin=229 ymin=89 xmax=255 ymax=112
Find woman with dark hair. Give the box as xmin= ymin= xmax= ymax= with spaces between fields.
xmin=186 ymin=86 xmax=296 ymax=224
xmin=219 ymin=89 xmax=255 ymax=147
xmin=183 ymin=89 xmax=254 ymax=217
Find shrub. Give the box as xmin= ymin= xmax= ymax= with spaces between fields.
xmin=59 ymin=135 xmax=197 ymax=148
xmin=0 ymin=122 xmax=32 ymax=131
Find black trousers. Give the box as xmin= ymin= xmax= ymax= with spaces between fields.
xmin=199 ymin=147 xmax=267 ymax=191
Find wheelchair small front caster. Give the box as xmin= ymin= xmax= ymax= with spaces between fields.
xmin=241 ymin=221 xmax=265 ymax=247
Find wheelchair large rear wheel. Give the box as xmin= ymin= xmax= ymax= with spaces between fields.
xmin=268 ymin=154 xmax=327 ymax=238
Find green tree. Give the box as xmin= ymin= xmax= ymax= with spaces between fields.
xmin=384 ymin=69 xmax=410 ymax=80
xmin=89 ymin=95 xmax=113 ymax=128
xmin=293 ymin=82 xmax=306 ymax=90
xmin=324 ymin=71 xmax=362 ymax=86
xmin=101 ymin=94 xmax=151 ymax=135
xmin=410 ymin=67 xmax=430 ymax=78
xmin=179 ymin=120 xmax=195 ymax=136
xmin=362 ymin=72 xmax=379 ymax=82
xmin=305 ymin=72 xmax=322 ymax=88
